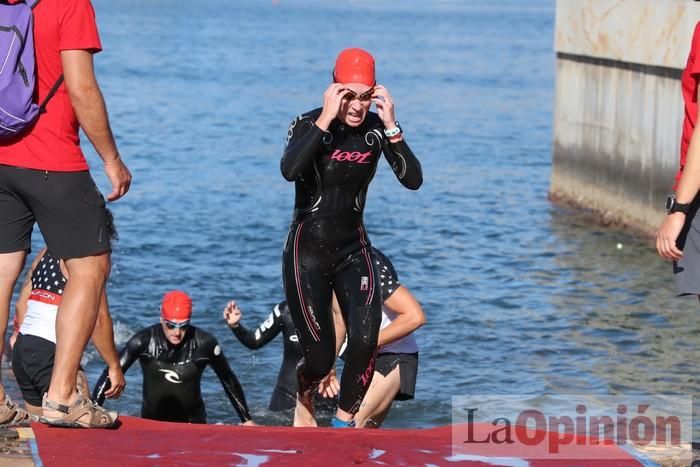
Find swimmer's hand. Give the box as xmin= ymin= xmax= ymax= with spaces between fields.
xmin=223 ymin=300 xmax=242 ymax=328
xmin=240 ymin=420 xmax=257 ymax=426
xmin=8 ymin=331 xmax=18 ymax=351
xmin=317 ymin=368 xmax=340 ymax=399
xmin=372 ymin=85 xmax=397 ymax=130
xmin=316 ymin=83 xmax=352 ymax=131
xmin=104 ymin=365 xmax=125 ymax=399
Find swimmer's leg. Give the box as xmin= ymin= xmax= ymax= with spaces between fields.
xmin=333 ymin=251 xmax=382 ymax=421
xmin=282 ymin=228 xmax=335 ymax=427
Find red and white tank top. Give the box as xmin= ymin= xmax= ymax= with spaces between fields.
xmin=21 ymin=251 xmax=67 ymax=343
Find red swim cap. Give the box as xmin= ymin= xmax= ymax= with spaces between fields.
xmin=333 ymin=48 xmax=375 ymax=86
xmin=161 ymin=290 xmax=192 ymax=321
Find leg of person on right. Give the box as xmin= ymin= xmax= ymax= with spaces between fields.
xmin=41 ymin=253 xmax=117 ymax=428
xmin=352 ymin=367 xmax=400 ymax=428
xmin=332 ymin=253 xmax=382 ymax=425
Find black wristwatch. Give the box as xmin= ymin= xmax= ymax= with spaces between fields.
xmin=666 ymin=194 xmax=691 ymax=214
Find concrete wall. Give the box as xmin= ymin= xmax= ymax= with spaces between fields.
xmin=551 ymin=0 xmax=700 ymax=234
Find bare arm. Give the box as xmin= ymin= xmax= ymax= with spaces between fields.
xmin=61 ymin=50 xmax=131 ymax=201
xmin=92 ymin=330 xmax=145 ymax=404
xmin=657 ymin=85 xmax=700 ymax=260
xmin=90 ymin=289 xmax=125 ymax=398
xmin=674 ymin=85 xmax=700 ymax=204
xmin=331 ymin=293 xmax=346 ymax=356
xmin=377 ymin=286 xmax=425 ymax=348
xmin=314 ymin=294 xmax=345 ymax=399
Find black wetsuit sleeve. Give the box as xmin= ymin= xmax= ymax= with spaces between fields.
xmin=382 ymin=135 xmax=423 ymax=190
xmin=231 ymin=303 xmax=284 ymax=350
xmin=91 ymin=331 xmax=146 ymax=404
xmin=208 ymin=340 xmax=252 ymax=423
xmin=280 ymin=115 xmax=324 ymax=181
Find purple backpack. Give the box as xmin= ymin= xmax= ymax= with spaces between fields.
xmin=0 ymin=0 xmax=62 ymax=139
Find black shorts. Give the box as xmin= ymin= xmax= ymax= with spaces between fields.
xmin=11 ymin=334 xmax=55 ymax=407
xmin=375 ymin=352 xmax=418 ymax=401
xmin=674 ymin=202 xmax=700 ymax=295
xmin=0 ymin=165 xmax=110 ymax=259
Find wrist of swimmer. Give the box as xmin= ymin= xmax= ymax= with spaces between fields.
xmin=315 ymin=115 xmax=333 ymax=132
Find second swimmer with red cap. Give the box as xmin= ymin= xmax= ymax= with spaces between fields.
xmin=280 ymin=48 xmax=423 ymax=427
xmin=92 ymin=291 xmax=255 ymax=425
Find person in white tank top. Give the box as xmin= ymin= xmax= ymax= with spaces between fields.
xmin=9 ymin=246 xmax=125 ymax=419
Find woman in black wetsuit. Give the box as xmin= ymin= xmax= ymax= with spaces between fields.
xmin=280 ymin=48 xmax=422 ymax=426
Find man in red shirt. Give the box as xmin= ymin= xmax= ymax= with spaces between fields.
xmin=0 ymin=0 xmax=131 ymax=427
xmin=657 ymin=22 xmax=700 ymax=295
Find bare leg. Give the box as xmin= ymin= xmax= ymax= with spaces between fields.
xmin=365 ymin=406 xmax=392 ymax=428
xmin=23 ymin=368 xmax=88 ymax=419
xmin=293 ymin=389 xmax=317 ymax=427
xmin=24 ymin=403 xmax=41 ymax=419
xmin=353 ymin=368 xmax=401 ymax=428
xmin=43 ymin=253 xmax=109 ymax=414
xmin=76 ymin=369 xmax=89 ymax=397
xmin=0 ymin=251 xmax=27 ymax=398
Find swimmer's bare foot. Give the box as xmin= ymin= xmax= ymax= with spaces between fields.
xmin=293 ymin=390 xmax=316 ymax=427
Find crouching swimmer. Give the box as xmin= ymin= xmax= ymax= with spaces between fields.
xmin=93 ymin=291 xmax=255 ymax=425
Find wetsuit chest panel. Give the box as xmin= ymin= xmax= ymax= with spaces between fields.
xmin=320 ymin=132 xmax=380 ymax=182
xmin=294 ymin=111 xmax=383 ymax=218
xmin=138 ymin=328 xmax=208 ymax=422
xmin=140 ymin=358 xmax=204 ymax=387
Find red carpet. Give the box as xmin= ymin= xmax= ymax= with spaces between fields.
xmin=31 ymin=416 xmax=648 ymax=466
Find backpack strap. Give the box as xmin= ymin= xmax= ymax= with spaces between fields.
xmin=39 ymin=75 xmax=64 ymax=114
xmin=25 ymin=0 xmax=60 ymax=112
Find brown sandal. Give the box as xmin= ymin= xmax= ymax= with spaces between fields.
xmin=40 ymin=393 xmax=118 ymax=429
xmin=0 ymin=394 xmax=32 ymax=427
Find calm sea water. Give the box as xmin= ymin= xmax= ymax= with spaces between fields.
xmin=8 ymin=0 xmax=700 ymax=433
